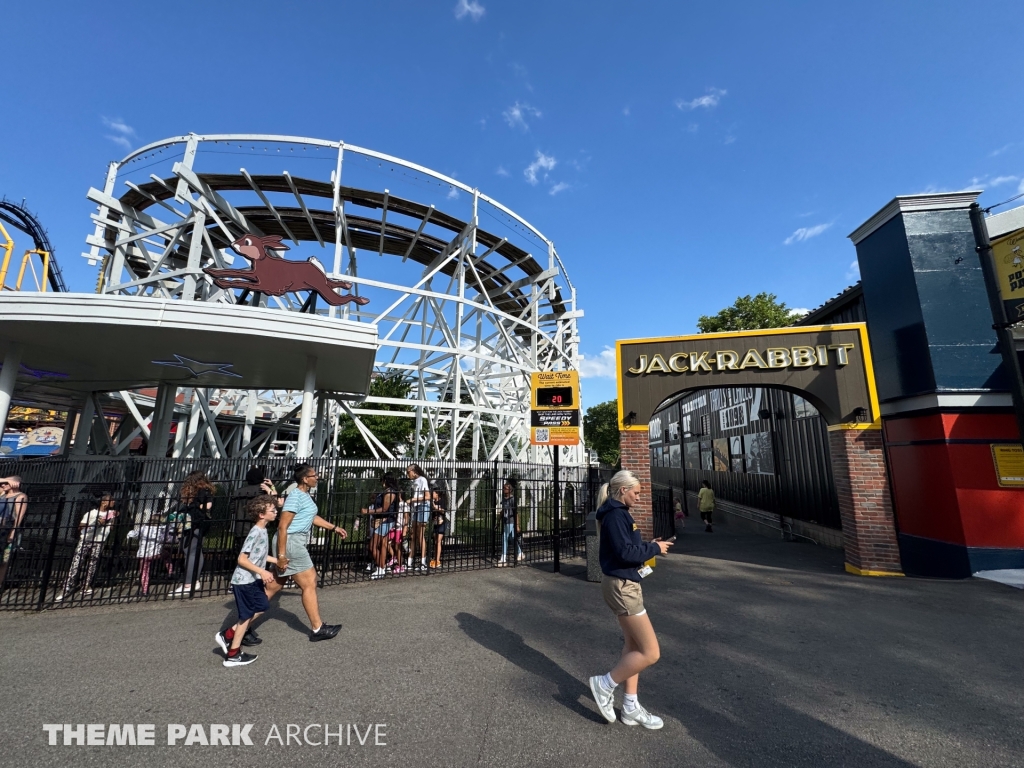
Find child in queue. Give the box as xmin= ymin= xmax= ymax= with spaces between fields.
xmin=56 ymin=493 xmax=118 ymax=601
xmin=127 ymin=512 xmax=171 ymax=596
xmin=429 ymin=486 xmax=448 ymax=569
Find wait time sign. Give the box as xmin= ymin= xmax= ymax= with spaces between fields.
xmin=530 ymin=371 xmax=581 ymax=446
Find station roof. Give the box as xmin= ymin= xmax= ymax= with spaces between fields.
xmin=0 ymin=294 xmax=377 ymax=412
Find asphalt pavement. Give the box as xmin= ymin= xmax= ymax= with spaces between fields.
xmin=1 ymin=521 xmax=1021 ymax=768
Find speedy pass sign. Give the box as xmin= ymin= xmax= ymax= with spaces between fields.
xmin=530 ymin=371 xmax=580 ymax=446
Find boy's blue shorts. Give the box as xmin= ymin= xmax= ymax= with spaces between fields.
xmin=232 ymin=580 xmax=269 ymax=621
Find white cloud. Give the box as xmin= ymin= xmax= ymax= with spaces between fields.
xmin=102 ymin=116 xmax=135 ymax=136
xmin=509 ymin=62 xmax=533 ymax=91
xmin=724 ymin=135 xmax=736 ymax=145
xmin=524 ymin=151 xmax=556 ymax=185
xmin=969 ymin=174 xmax=1019 ymax=188
xmin=580 ymin=347 xmax=616 ymax=379
xmin=549 ymin=182 xmax=569 ymax=196
xmin=784 ymin=222 xmax=832 ymax=245
xmin=991 ymin=143 xmax=1014 ymax=157
xmin=846 ymin=259 xmax=861 ymax=282
xmin=102 ymin=116 xmax=135 ymax=151
xmin=503 ymin=101 xmax=541 ymax=130
xmin=676 ymin=87 xmax=726 ymax=111
xmin=447 ymin=186 xmax=460 ymax=200
xmin=454 ymin=0 xmax=485 ymax=21
xmin=106 ymin=134 xmax=132 ymax=151
xmin=496 ymin=165 xmax=509 ymax=177
xmin=623 ymin=106 xmax=630 ymax=116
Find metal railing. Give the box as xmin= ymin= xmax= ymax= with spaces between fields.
xmin=0 ymin=457 xmax=609 ymax=611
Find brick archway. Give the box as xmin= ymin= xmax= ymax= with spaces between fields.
xmin=616 ymin=325 xmax=903 ymax=576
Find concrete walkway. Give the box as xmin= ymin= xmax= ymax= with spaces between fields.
xmin=1 ymin=524 xmax=1021 ymax=767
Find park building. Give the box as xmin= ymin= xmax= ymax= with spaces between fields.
xmin=648 ymin=284 xmax=864 ymax=548
xmin=621 ymin=192 xmax=1024 ymax=580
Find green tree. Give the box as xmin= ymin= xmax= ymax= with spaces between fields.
xmin=696 ymin=292 xmax=801 ymax=333
xmin=337 ymin=372 xmax=414 ymax=458
xmin=584 ymin=399 xmax=621 ymax=466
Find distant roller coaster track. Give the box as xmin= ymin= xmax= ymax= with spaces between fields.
xmin=0 ymin=198 xmax=68 ymax=292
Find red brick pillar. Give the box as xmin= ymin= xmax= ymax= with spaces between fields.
xmin=619 ymin=429 xmax=653 ymax=539
xmin=828 ymin=427 xmax=903 ymax=576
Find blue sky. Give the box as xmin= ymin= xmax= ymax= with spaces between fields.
xmin=2 ymin=1 xmax=1023 ymax=409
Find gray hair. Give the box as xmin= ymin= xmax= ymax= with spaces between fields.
xmin=607 ymin=470 xmax=640 ymax=501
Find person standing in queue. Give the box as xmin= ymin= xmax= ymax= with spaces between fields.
xmin=497 ymin=478 xmax=523 ymax=566
xmin=406 ymin=464 xmax=430 ymax=572
xmin=271 ymin=464 xmax=347 ymax=641
xmin=0 ymin=476 xmax=28 ymax=591
xmin=173 ymin=470 xmax=215 ymax=594
xmin=588 ymin=470 xmax=673 ymax=730
xmin=364 ymin=474 xmax=399 ymax=580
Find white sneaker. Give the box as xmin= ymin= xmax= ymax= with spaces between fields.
xmin=54 ymin=592 xmax=65 ymax=603
xmin=620 ymin=703 xmax=663 ymax=730
xmin=588 ymin=676 xmax=616 ymax=723
xmin=370 ymin=567 xmax=387 ymax=580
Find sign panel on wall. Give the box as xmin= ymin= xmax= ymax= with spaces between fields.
xmin=991 ymin=228 xmax=1024 ymax=322
xmin=991 ymin=444 xmax=1024 ymax=487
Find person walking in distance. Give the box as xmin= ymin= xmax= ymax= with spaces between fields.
xmin=698 ymin=480 xmax=716 ymax=533
xmin=272 ymin=464 xmax=347 ymax=641
xmin=588 ymin=470 xmax=673 ymax=729
xmin=497 ymin=478 xmax=522 ymax=566
xmin=406 ymin=464 xmax=430 ymax=572
xmin=215 ymin=496 xmax=279 ymax=667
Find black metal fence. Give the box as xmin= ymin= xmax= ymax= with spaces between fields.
xmin=651 ymin=482 xmax=681 ymax=540
xmin=0 ymin=457 xmax=613 ymax=611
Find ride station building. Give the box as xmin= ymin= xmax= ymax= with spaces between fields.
xmin=617 ymin=192 xmax=1024 ymax=579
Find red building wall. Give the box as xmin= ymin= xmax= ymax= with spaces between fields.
xmin=884 ymin=410 xmax=1024 ymax=576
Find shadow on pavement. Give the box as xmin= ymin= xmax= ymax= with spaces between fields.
xmin=676 ymin=699 xmax=919 ymax=768
xmin=674 ymin=524 xmax=846 ymax=575
xmin=455 ymin=611 xmax=606 ymax=724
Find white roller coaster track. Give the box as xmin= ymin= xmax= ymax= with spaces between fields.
xmin=83 ymin=134 xmax=583 ymax=463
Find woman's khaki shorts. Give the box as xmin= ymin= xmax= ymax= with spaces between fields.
xmin=601 ymin=576 xmax=645 ymax=616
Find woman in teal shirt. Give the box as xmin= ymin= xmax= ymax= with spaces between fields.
xmin=271 ymin=464 xmax=347 ymax=641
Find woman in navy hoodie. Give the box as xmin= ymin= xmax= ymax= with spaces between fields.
xmin=588 ymin=470 xmax=672 ymax=729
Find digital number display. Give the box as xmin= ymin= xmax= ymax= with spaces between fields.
xmin=536 ymin=386 xmax=574 ymax=407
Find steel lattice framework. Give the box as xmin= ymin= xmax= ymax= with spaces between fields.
xmin=83 ymin=134 xmax=582 ymax=462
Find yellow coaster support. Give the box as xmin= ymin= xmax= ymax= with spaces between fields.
xmin=14 ymin=249 xmax=50 ymax=291
xmin=0 ymin=221 xmax=13 ymax=289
